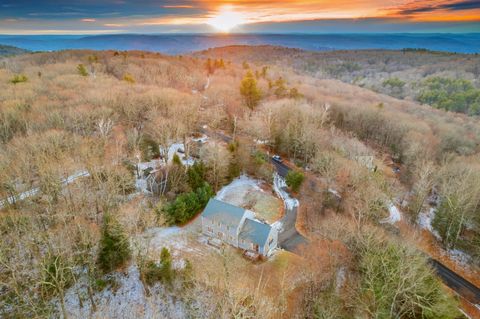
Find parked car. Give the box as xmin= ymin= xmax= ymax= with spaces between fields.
xmin=272 ymin=155 xmax=282 ymax=163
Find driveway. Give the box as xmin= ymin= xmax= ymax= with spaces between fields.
xmin=272 ymin=173 xmax=308 ymax=253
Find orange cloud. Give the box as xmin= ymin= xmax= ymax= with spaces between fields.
xmin=81 ymin=18 xmax=96 ymax=22
xmin=163 ymin=5 xmax=195 ymax=9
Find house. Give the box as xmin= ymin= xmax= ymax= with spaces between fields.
xmin=201 ymin=198 xmax=278 ymax=257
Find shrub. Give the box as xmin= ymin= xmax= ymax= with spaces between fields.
xmin=140 ymin=135 xmax=160 ymax=161
xmin=123 ymin=73 xmax=135 ymax=84
xmin=172 ymin=153 xmax=182 ymax=166
xmin=97 ymin=215 xmax=131 ymax=273
xmin=163 ymin=183 xmax=214 ymax=224
xmin=187 ymin=162 xmax=207 ymax=190
xmin=417 ymin=77 xmax=480 ymax=115
xmin=382 ymin=77 xmax=405 ymax=89
xmin=286 ymin=170 xmax=305 ymax=192
xmin=10 ymin=74 xmax=28 ymax=84
xmin=141 ymin=247 xmax=174 ymax=286
xmin=77 ymin=64 xmax=88 ymax=76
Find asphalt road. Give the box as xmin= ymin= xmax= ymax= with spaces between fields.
xmin=270 ymin=158 xmax=291 ymax=178
xmin=203 ymin=129 xmax=480 ymax=306
xmin=429 ymin=259 xmax=480 ymax=306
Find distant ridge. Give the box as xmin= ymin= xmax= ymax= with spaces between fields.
xmin=0 ymin=44 xmax=29 ymax=56
xmin=0 ymin=33 xmax=478 ymax=54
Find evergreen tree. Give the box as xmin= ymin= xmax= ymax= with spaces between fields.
xmin=97 ymin=214 xmax=131 ymax=273
xmin=240 ymin=71 xmax=262 ymax=110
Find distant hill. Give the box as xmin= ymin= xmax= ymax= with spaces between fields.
xmin=0 ymin=33 xmax=478 ymax=54
xmin=0 ymin=44 xmax=29 ymax=56
xmin=196 ymin=45 xmax=480 ymax=115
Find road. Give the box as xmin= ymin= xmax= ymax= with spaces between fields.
xmin=429 ymin=259 xmax=480 ymax=306
xmin=0 ymin=170 xmax=90 ymax=208
xmin=272 ymin=173 xmax=309 ymax=252
xmin=201 ymin=129 xmax=480 ymax=306
xmin=270 ymin=158 xmax=291 ymax=178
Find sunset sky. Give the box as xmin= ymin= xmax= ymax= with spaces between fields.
xmin=1 ymin=0 xmax=479 ymax=34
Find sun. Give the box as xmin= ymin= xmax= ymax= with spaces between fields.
xmin=207 ymin=6 xmax=245 ymax=33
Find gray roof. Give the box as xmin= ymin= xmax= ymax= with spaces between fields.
xmin=239 ymin=219 xmax=272 ymax=247
xmin=202 ymin=198 xmax=246 ymax=228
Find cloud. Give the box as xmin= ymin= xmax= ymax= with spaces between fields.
xmin=392 ymin=0 xmax=480 ymax=15
xmin=104 ymin=23 xmax=124 ymax=27
xmin=81 ymin=18 xmax=96 ymax=22
xmin=162 ymin=5 xmax=195 ymax=9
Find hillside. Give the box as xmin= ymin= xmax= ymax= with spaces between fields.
xmin=0 ymin=44 xmax=29 ymax=57
xmin=195 ymin=45 xmax=480 ymax=115
xmin=0 ymin=33 xmax=479 ymax=54
xmin=1 ymin=49 xmax=480 ymax=318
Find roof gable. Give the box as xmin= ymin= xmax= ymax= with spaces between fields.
xmin=202 ymin=198 xmax=246 ymax=228
xmin=239 ymin=219 xmax=272 ymax=247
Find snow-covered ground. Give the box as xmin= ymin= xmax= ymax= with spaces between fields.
xmin=215 ymin=175 xmax=281 ymax=224
xmin=167 ymin=143 xmax=195 ymax=166
xmin=63 ymin=265 xmax=190 ymax=319
xmin=192 ymin=134 xmax=208 ymax=144
xmin=272 ymin=173 xmax=299 ymax=233
xmin=215 ymin=175 xmax=263 ymax=203
xmin=380 ymin=203 xmax=402 ymax=224
xmin=272 ymin=173 xmax=299 ymax=211
xmin=418 ymin=207 xmax=441 ymax=239
xmin=444 ymin=249 xmax=472 ymax=268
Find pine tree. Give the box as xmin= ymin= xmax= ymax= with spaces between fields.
xmin=240 ymin=71 xmax=262 ymax=110
xmin=97 ymin=214 xmax=131 ymax=273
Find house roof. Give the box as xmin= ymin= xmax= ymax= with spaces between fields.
xmin=239 ymin=218 xmax=272 ymax=247
xmin=202 ymin=198 xmax=246 ymax=228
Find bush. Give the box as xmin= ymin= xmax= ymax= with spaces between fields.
xmin=10 ymin=74 xmax=28 ymax=84
xmin=141 ymin=247 xmax=174 ymax=285
xmin=286 ymin=170 xmax=305 ymax=192
xmin=140 ymin=135 xmax=160 ymax=161
xmin=172 ymin=153 xmax=182 ymax=166
xmin=97 ymin=215 xmax=131 ymax=273
xmin=163 ymin=183 xmax=214 ymax=224
xmin=187 ymin=162 xmax=207 ymax=190
xmin=123 ymin=73 xmax=135 ymax=84
xmin=77 ymin=64 xmax=88 ymax=76
xmin=417 ymin=77 xmax=480 ymax=115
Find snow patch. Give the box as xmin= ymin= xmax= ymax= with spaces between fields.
xmin=63 ymin=265 xmax=188 ymax=319
xmin=272 ymin=173 xmax=299 ymax=233
xmin=445 ymin=249 xmax=472 ymax=268
xmin=418 ymin=207 xmax=441 ymax=239
xmin=215 ymin=174 xmax=263 ymax=202
xmin=380 ymin=203 xmax=402 ymax=224
xmin=192 ymin=134 xmax=208 ymax=144
xmin=273 ymin=173 xmax=299 ymax=211
xmin=167 ymin=143 xmax=195 ymax=166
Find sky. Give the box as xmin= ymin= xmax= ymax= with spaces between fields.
xmin=0 ymin=0 xmax=479 ymax=34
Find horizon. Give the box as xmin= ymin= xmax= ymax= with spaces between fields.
xmin=1 ymin=1 xmax=479 ymax=35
